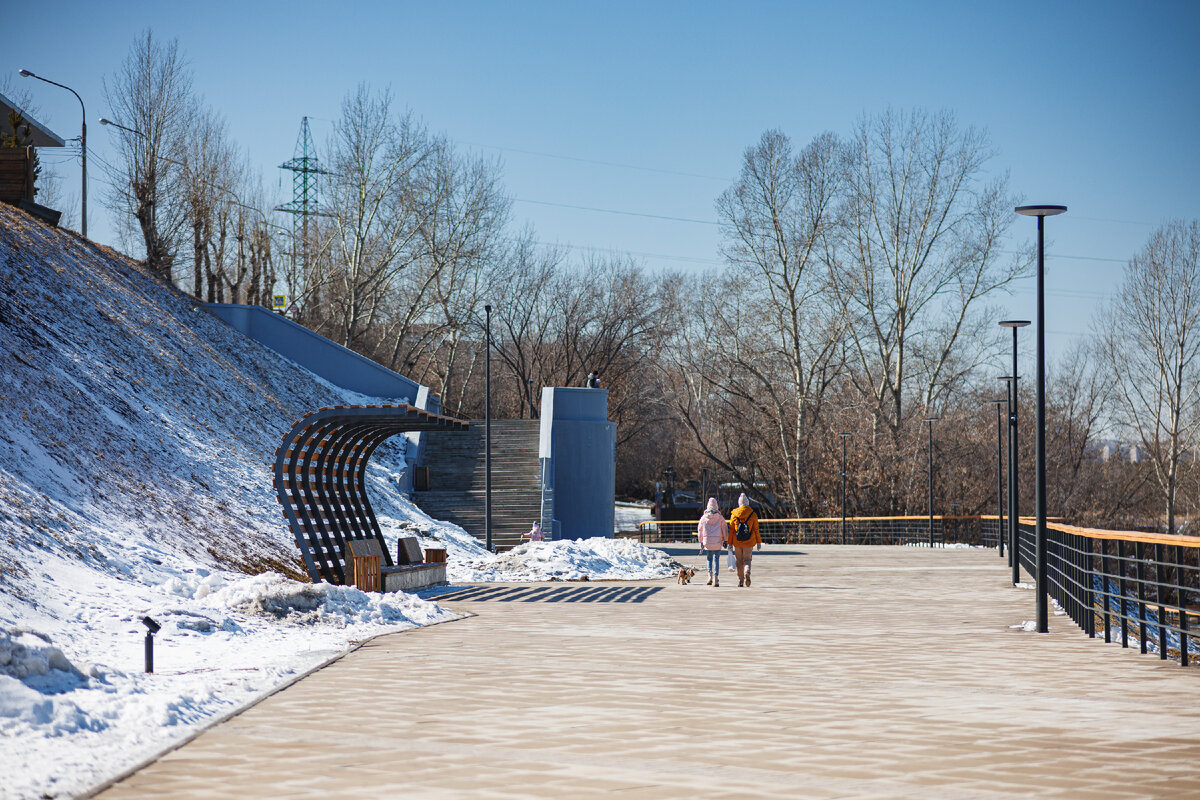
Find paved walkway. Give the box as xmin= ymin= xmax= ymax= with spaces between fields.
xmin=96 ymin=546 xmax=1200 ymax=799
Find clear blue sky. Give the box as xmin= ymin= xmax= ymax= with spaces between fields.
xmin=9 ymin=0 xmax=1200 ymax=363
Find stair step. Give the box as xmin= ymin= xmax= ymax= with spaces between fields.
xmin=413 ymin=419 xmax=545 ymax=550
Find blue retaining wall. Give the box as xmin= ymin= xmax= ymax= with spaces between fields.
xmin=201 ymin=303 xmax=440 ymax=491
xmin=201 ymin=303 xmax=425 ymax=402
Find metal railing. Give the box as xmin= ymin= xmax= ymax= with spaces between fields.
xmin=637 ymin=515 xmax=1003 ymax=548
xmin=1014 ymin=521 xmax=1200 ymax=666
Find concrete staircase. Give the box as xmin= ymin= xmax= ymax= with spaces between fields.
xmin=412 ymin=419 xmax=542 ymax=551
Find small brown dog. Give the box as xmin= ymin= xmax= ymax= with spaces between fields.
xmin=677 ymin=566 xmax=696 ymax=585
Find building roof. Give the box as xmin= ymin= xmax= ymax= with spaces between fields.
xmin=0 ymin=91 xmax=66 ymax=148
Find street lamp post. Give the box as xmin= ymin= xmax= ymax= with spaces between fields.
xmin=484 ymin=303 xmax=493 ymax=552
xmin=1000 ymin=319 xmax=1030 ymax=583
xmin=999 ymin=375 xmax=1018 ymax=578
xmin=839 ymin=433 xmax=851 ymax=545
xmin=924 ymin=416 xmax=939 ymax=548
xmin=989 ymin=399 xmax=1007 ymax=556
xmin=1016 ymin=204 xmax=1067 ymax=633
xmin=20 ymin=69 xmax=86 ymax=236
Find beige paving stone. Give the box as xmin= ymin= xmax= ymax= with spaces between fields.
xmin=92 ymin=545 xmax=1200 ymax=799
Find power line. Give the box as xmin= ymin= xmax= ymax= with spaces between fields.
xmin=999 ymin=248 xmax=1126 ymax=265
xmin=517 ymin=199 xmax=1136 ymax=265
xmin=457 ymin=140 xmax=731 ymax=183
xmin=533 ymin=240 xmax=724 ymax=266
xmin=1067 ymin=215 xmax=1156 ymax=227
xmin=513 ymin=197 xmax=721 ymax=226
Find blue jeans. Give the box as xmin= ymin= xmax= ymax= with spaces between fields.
xmin=705 ymin=550 xmax=723 ymax=573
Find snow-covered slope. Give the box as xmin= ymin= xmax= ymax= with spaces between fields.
xmin=0 ymin=205 xmax=674 ymax=799
xmin=0 ymin=202 xmax=445 ymax=798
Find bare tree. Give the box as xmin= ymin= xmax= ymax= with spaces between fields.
xmin=488 ymin=234 xmax=567 ymax=417
xmin=835 ymin=108 xmax=1025 ymax=446
xmin=711 ymin=129 xmax=846 ymax=511
xmin=102 ymin=29 xmax=194 ymax=279
xmin=1098 ymin=219 xmax=1200 ymax=534
xmin=384 ymin=141 xmax=508 ymax=404
xmin=179 ymin=105 xmax=238 ymax=299
xmin=321 ymin=84 xmax=435 ymax=349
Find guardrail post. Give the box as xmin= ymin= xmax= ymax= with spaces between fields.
xmin=1135 ymin=541 xmax=1148 ymax=654
xmin=1155 ymin=543 xmax=1168 ymax=660
xmin=1177 ymin=544 xmax=1189 ymax=668
xmin=1084 ymin=536 xmax=1095 ymax=638
xmin=1118 ymin=539 xmax=1130 ymax=648
xmin=1100 ymin=537 xmax=1112 ymax=644
xmin=1076 ymin=533 xmax=1085 ymax=631
xmin=1069 ymin=532 xmax=1079 ymax=627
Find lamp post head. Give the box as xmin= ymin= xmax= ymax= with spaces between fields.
xmin=839 ymin=432 xmax=852 ymax=439
xmin=1015 ymin=205 xmax=1067 ymax=217
xmin=999 ymin=319 xmax=1031 ymax=329
xmin=999 ymin=375 xmax=1015 ymax=382
xmin=18 ymin=69 xmax=34 ymax=78
xmin=99 ymin=117 xmax=145 ymax=138
xmin=924 ymin=416 xmax=940 ymax=423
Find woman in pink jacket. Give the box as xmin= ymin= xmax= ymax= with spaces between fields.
xmin=696 ymin=498 xmax=729 ymax=587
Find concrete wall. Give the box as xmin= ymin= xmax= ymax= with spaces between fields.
xmin=202 ymin=303 xmax=439 ymax=493
xmin=539 ymin=387 xmax=616 ymax=541
xmin=202 ymin=303 xmax=423 ymax=402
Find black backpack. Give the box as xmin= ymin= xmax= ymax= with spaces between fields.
xmin=735 ymin=517 xmax=752 ymax=541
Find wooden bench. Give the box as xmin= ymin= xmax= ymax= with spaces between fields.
xmin=341 ymin=536 xmax=448 ymax=593
xmin=343 ymin=539 xmax=382 ymax=592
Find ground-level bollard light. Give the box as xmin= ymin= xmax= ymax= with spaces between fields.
xmin=142 ymin=616 xmax=161 ymax=673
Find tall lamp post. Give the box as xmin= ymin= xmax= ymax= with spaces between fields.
xmin=19 ymin=69 xmax=86 ymax=237
xmin=924 ymin=416 xmax=939 ymax=548
xmin=1000 ymin=319 xmax=1030 ymax=582
xmin=839 ymin=433 xmax=851 ymax=545
xmin=484 ymin=303 xmax=493 ymax=552
xmin=1016 ymin=204 xmax=1067 ymax=633
xmin=989 ymin=399 xmax=1007 ymax=556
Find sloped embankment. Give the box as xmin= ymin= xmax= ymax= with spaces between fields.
xmin=0 ymin=203 xmax=408 ymax=609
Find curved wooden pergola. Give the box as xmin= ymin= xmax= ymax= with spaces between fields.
xmin=273 ymin=404 xmax=468 ymax=584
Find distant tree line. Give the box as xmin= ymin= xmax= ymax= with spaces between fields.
xmin=98 ymin=31 xmax=1200 ymax=534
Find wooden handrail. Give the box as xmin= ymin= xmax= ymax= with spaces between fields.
xmin=637 ymin=515 xmax=1200 ymax=548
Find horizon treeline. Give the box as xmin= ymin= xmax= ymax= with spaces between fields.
xmin=100 ymin=31 xmax=1200 ymax=535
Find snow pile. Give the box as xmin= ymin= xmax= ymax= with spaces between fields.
xmin=0 ymin=629 xmax=96 ymax=739
xmin=0 ymin=628 xmax=83 ymax=683
xmin=455 ymin=537 xmax=678 ymax=582
xmin=378 ymin=510 xmax=675 ymax=582
xmin=209 ymin=573 xmax=457 ymax=628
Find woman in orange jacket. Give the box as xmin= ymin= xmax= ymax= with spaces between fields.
xmin=727 ymin=492 xmax=761 ymax=587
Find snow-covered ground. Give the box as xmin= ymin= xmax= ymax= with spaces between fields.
xmin=0 ymin=206 xmax=675 ymax=800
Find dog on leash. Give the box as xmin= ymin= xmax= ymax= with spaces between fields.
xmin=677 ymin=566 xmax=696 ymax=585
